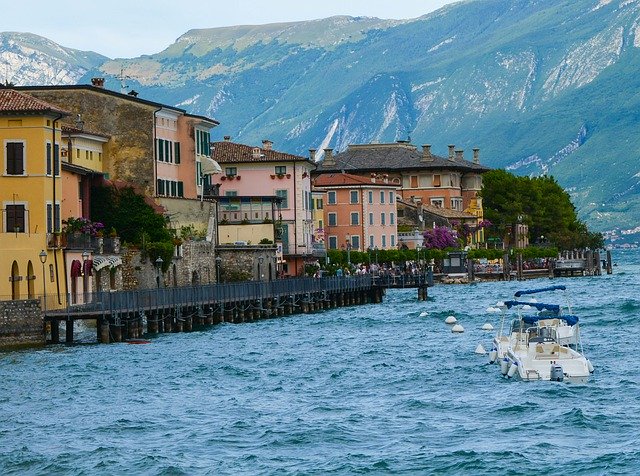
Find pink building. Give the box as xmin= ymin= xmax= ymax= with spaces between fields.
xmin=211 ymin=138 xmax=315 ymax=276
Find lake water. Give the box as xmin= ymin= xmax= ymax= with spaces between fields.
xmin=1 ymin=251 xmax=639 ymax=475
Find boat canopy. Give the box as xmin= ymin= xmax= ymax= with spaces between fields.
xmin=522 ymin=314 xmax=579 ymax=326
xmin=503 ymin=300 xmax=560 ymax=313
xmin=514 ymin=285 xmax=566 ymax=297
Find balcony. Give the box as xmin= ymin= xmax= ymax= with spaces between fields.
xmin=63 ymin=233 xmax=121 ymax=254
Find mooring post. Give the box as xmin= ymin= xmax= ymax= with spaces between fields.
xmin=606 ymin=250 xmax=613 ymax=274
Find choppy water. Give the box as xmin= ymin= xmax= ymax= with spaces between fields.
xmin=1 ymin=251 xmax=639 ymax=475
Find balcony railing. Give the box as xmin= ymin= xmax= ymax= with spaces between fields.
xmin=62 ymin=233 xmax=121 ymax=254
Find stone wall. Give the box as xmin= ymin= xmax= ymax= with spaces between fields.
xmin=0 ymin=299 xmax=44 ymax=348
xmin=217 ymin=245 xmax=277 ymax=282
xmin=172 ymin=241 xmax=215 ymax=286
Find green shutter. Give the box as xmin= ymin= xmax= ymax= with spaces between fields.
xmin=177 ymin=181 xmax=184 ymax=197
xmin=175 ymin=142 xmax=181 ymax=164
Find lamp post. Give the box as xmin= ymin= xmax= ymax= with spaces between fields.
xmin=258 ymin=256 xmax=264 ymax=281
xmin=346 ymin=236 xmax=351 ymax=266
xmin=155 ymin=256 xmax=163 ymax=289
xmin=215 ymin=256 xmax=222 ymax=283
xmin=39 ymin=250 xmax=47 ymax=313
xmin=82 ymin=250 xmax=89 ymax=303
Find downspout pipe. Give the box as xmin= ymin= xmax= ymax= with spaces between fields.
xmin=52 ymin=112 xmax=64 ymax=305
xmin=153 ymin=107 xmax=162 ymax=197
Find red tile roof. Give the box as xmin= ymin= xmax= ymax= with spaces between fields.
xmin=314 ymin=172 xmax=398 ymax=188
xmin=0 ymin=89 xmax=69 ymax=115
xmin=212 ymin=140 xmax=310 ymax=164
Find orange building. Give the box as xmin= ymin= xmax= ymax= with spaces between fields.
xmin=313 ymin=172 xmax=399 ymax=251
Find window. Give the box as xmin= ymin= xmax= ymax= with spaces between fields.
xmin=196 ymin=130 xmax=211 ymax=156
xmin=170 ymin=181 xmax=177 ymax=197
xmin=390 ymin=213 xmax=395 ymax=225
xmin=369 ymin=213 xmax=374 ymax=225
xmin=275 ymin=165 xmax=287 ymax=175
xmin=156 ymin=139 xmax=164 ymax=162
xmin=433 ymin=174 xmax=441 ymax=187
xmin=368 ymin=191 xmax=373 ymax=204
xmin=451 ymin=198 xmax=463 ymax=211
xmin=157 ymin=179 xmax=165 ymax=195
xmin=381 ymin=213 xmax=386 ymax=226
xmin=316 ymin=199 xmax=323 ymax=210
xmin=328 ymin=213 xmax=337 ymax=226
xmin=46 ymin=203 xmax=60 ymax=233
xmin=174 ymin=142 xmax=181 ymax=164
xmin=431 ymin=198 xmax=444 ymax=208
xmin=350 ymin=212 xmax=359 ymax=225
xmin=328 ymin=191 xmax=336 ymax=205
xmin=328 ymin=236 xmax=338 ymax=250
xmin=380 ymin=191 xmax=385 ymax=204
xmin=381 ymin=235 xmax=387 ymax=248
xmin=351 ymin=235 xmax=360 ymax=250
xmin=46 ymin=143 xmax=60 ymax=176
xmin=391 ymin=235 xmax=396 ymax=247
xmin=177 ymin=181 xmax=184 ymax=197
xmin=275 ymin=189 xmax=288 ymax=208
xmin=6 ymin=204 xmax=26 ymax=232
xmin=369 ymin=235 xmax=374 ymax=249
xmin=389 ymin=191 xmax=394 ymax=204
xmin=225 ymin=191 xmax=238 ymax=197
xmin=410 ymin=175 xmax=418 ymax=188
xmin=6 ymin=142 xmax=25 ymax=175
xmin=225 ymin=167 xmax=237 ymax=177
xmin=350 ymin=190 xmax=359 ymax=204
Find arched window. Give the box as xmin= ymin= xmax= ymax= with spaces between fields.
xmin=27 ymin=261 xmax=35 ymax=299
xmin=11 ymin=261 xmax=20 ymax=300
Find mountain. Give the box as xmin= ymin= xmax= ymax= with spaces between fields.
xmin=3 ymin=0 xmax=640 ymax=233
xmin=0 ymin=32 xmax=107 ymax=85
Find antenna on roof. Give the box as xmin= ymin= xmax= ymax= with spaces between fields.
xmin=117 ymin=69 xmax=131 ymax=94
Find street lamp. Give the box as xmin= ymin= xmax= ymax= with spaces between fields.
xmin=155 ymin=256 xmax=163 ymax=288
xmin=215 ymin=256 xmax=222 ymax=283
xmin=346 ymin=236 xmax=351 ymax=266
xmin=39 ymin=250 xmax=47 ymax=313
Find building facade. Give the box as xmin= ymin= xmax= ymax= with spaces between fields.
xmin=313 ymin=172 xmax=400 ymax=252
xmin=211 ymin=138 xmax=315 ymax=276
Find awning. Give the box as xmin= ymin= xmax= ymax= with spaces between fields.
xmin=92 ymin=256 xmax=110 ymax=271
xmin=84 ymin=259 xmax=93 ymax=276
xmin=107 ymin=256 xmax=122 ymax=268
xmin=71 ymin=260 xmax=82 ymax=278
xmin=201 ymin=156 xmax=222 ymax=175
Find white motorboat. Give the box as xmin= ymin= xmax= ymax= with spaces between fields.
xmin=488 ymin=285 xmax=594 ymax=382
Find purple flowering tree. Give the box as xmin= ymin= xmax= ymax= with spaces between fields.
xmin=422 ymin=226 xmax=459 ymax=249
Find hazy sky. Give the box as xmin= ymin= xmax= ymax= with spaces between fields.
xmin=1 ymin=0 xmax=460 ymax=58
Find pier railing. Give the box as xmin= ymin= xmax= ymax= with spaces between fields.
xmin=45 ymin=275 xmax=375 ymax=317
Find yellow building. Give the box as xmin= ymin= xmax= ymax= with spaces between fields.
xmin=0 ymin=89 xmax=69 ymax=307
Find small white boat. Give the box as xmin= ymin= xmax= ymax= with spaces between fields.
xmin=488 ymin=285 xmax=594 ymax=382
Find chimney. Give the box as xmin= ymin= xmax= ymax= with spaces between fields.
xmin=223 ymin=135 xmax=231 ymax=142
xmin=421 ymin=144 xmax=432 ymax=162
xmin=262 ymin=139 xmax=273 ymax=150
xmin=323 ymin=148 xmax=335 ymax=167
xmin=448 ymin=144 xmax=455 ymax=161
xmin=455 ymin=150 xmax=463 ymax=161
xmin=309 ymin=149 xmax=316 ymax=162
xmin=473 ymin=147 xmax=480 ymax=164
xmin=252 ymin=147 xmax=261 ymax=159
xmin=91 ymin=77 xmax=105 ymax=88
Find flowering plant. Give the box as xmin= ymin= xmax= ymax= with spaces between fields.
xmin=62 ymin=217 xmax=105 ymax=237
xmin=422 ymin=226 xmax=458 ymax=249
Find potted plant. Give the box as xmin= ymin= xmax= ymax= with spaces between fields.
xmin=286 ymin=173 xmax=291 ymax=179
xmin=221 ymin=175 xmax=227 ymax=181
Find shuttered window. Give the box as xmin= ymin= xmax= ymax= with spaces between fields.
xmin=6 ymin=204 xmax=26 ymax=232
xmin=46 ymin=143 xmax=60 ymax=176
xmin=6 ymin=142 xmax=24 ymax=175
xmin=174 ymin=142 xmax=181 ymax=164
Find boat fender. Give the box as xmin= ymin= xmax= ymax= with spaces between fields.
xmin=445 ymin=315 xmax=457 ymax=324
xmin=500 ymin=358 xmax=509 ymax=375
xmin=550 ymin=364 xmax=564 ymax=382
xmin=489 ymin=348 xmax=498 ymax=364
xmin=587 ymin=360 xmax=594 ymax=373
xmin=482 ymin=323 xmax=494 ymax=331
xmin=475 ymin=343 xmax=486 ymax=354
xmin=451 ymin=324 xmax=465 ymax=333
xmin=507 ymin=361 xmax=518 ymax=378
